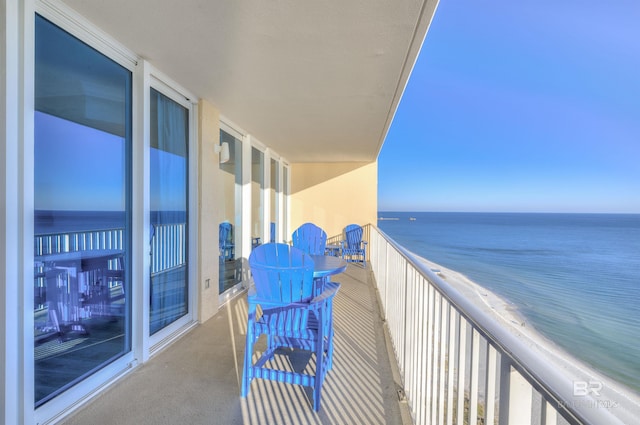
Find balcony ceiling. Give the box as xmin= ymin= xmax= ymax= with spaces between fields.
xmin=61 ymin=0 xmax=438 ymax=163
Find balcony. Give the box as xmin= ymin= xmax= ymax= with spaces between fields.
xmin=61 ymin=259 xmax=407 ymax=425
xmin=57 ymin=225 xmax=635 ymax=425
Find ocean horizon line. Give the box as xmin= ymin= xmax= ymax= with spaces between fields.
xmin=379 ymin=210 xmax=640 ymax=215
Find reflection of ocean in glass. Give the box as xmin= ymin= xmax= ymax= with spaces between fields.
xmin=149 ymin=87 xmax=189 ymax=335
xmin=379 ymin=212 xmax=640 ymax=394
xmin=35 ymin=210 xmax=187 ymax=235
xmin=34 ymin=12 xmax=132 ymax=407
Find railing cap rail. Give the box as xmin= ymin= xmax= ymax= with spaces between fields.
xmin=373 ymin=225 xmax=627 ymax=425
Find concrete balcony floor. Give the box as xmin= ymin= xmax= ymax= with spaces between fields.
xmin=62 ymin=264 xmax=409 ymax=425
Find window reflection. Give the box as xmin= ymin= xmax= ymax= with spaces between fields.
xmin=149 ymin=88 xmax=189 ymax=335
xmin=34 ymin=15 xmax=131 ymax=406
xmin=219 ymin=130 xmax=243 ymax=294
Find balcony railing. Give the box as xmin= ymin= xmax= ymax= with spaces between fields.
xmin=34 ymin=228 xmax=124 ymax=257
xmin=34 ymin=223 xmax=186 ymax=275
xmin=150 ymin=223 xmax=186 ymax=275
xmin=367 ymin=224 xmax=623 ymax=425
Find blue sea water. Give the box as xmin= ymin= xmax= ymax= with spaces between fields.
xmin=35 ymin=210 xmax=186 ymax=234
xmin=378 ymin=212 xmax=640 ymax=394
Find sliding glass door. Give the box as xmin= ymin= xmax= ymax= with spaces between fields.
xmin=34 ymin=15 xmax=132 ymax=406
xmin=219 ymin=129 xmax=243 ymax=294
xmin=149 ymin=88 xmax=189 ymax=335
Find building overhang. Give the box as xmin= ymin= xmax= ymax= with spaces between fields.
xmin=60 ymin=0 xmax=439 ymax=162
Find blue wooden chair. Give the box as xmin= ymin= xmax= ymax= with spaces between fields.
xmin=292 ymin=222 xmax=327 ymax=256
xmin=241 ymin=243 xmax=340 ymax=411
xmin=341 ymin=224 xmax=367 ymax=267
xmin=219 ymin=222 xmax=234 ymax=261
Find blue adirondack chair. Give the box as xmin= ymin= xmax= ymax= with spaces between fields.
xmin=241 ymin=243 xmax=340 ymax=411
xmin=291 ymin=222 xmax=327 ymax=256
xmin=341 ymin=224 xmax=367 ymax=267
xmin=219 ymin=222 xmax=234 ymax=261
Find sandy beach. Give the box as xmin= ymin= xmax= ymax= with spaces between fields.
xmin=410 ymin=252 xmax=640 ymax=424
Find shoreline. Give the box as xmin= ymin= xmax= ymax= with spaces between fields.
xmin=409 ymin=251 xmax=640 ymax=423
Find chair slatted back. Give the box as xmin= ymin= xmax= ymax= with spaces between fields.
xmin=292 ymin=223 xmax=327 ymax=256
xmin=344 ymin=224 xmax=363 ymax=249
xmin=249 ymin=243 xmax=315 ymax=303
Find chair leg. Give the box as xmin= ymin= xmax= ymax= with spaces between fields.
xmin=313 ymin=311 xmax=327 ymax=412
xmin=326 ymin=299 xmax=335 ymax=370
xmin=241 ymin=322 xmax=255 ymax=397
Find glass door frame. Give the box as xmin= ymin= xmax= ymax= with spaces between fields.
xmin=30 ymin=4 xmax=139 ymax=423
xmin=146 ymin=74 xmax=198 ymax=353
xmin=218 ymin=121 xmax=245 ymax=302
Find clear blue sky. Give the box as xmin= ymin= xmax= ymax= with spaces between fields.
xmin=378 ymin=0 xmax=640 ymax=213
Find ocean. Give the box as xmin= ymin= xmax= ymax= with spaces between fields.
xmin=377 ymin=212 xmax=640 ymax=394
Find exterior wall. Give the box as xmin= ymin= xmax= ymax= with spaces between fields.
xmin=198 ymin=99 xmax=221 ymax=322
xmin=290 ymin=161 xmax=378 ymax=239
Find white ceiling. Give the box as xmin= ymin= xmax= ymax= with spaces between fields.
xmin=61 ymin=0 xmax=438 ymax=163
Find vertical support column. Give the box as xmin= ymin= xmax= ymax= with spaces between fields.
xmin=197 ymin=99 xmax=220 ymax=322
xmin=241 ymin=135 xmax=252 ymax=256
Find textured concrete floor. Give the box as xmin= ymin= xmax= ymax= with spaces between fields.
xmin=62 ymin=264 xmax=410 ymax=425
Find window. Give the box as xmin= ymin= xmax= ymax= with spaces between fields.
xmin=149 ymin=88 xmax=189 ymax=335
xmin=219 ymin=129 xmax=243 ymax=294
xmin=34 ymin=15 xmax=132 ymax=406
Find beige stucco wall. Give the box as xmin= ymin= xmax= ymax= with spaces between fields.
xmin=290 ymin=162 xmax=378 ymax=239
xmin=198 ymin=99 xmax=221 ymax=322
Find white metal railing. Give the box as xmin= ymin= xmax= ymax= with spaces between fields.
xmin=150 ymin=223 xmax=186 ymax=275
xmin=368 ymin=224 xmax=623 ymax=425
xmin=34 ymin=228 xmax=124 ymax=256
xmin=34 ymin=223 xmax=186 ymax=275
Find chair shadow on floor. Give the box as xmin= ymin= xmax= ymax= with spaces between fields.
xmin=231 ymin=263 xmax=401 ymax=425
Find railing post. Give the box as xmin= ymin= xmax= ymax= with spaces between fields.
xmin=500 ymin=361 xmax=533 ymax=424
xmin=485 ymin=344 xmax=498 ymax=424
xmin=456 ymin=319 xmax=466 ymax=425
xmin=469 ymin=328 xmax=481 ymax=424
